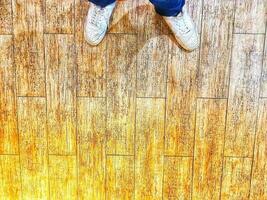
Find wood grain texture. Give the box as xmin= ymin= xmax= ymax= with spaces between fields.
xmin=198 ymin=0 xmax=234 ymax=98
xmin=165 ymin=38 xmax=198 ymax=156
xmin=234 ymin=0 xmax=266 ymax=34
xmin=136 ymin=35 xmax=169 ymax=98
xmin=18 ymin=97 xmax=48 ymax=199
xmin=45 ymin=0 xmax=74 ymax=33
xmin=225 ymin=34 xmax=264 ymax=157
xmin=260 ymin=33 xmax=267 ymax=97
xmin=0 ymin=155 xmax=21 ymax=199
xmin=106 ymin=156 xmax=134 ymax=200
xmin=13 ymin=0 xmax=45 ymax=96
xmin=45 ymin=34 xmax=76 ymax=155
xmin=135 ymin=98 xmax=165 ymax=200
xmin=0 ymin=0 xmax=266 ymax=199
xmin=0 ymin=35 xmax=18 ymax=154
xmin=109 ymin=0 xmax=138 ymax=33
xmin=49 ymin=155 xmax=77 ymax=199
xmin=186 ymin=0 xmax=203 ymax=33
xmin=163 ymin=157 xmax=192 ymax=200
xmin=75 ymin=0 xmax=106 ymax=97
xmin=77 ymin=98 xmax=106 ymax=200
xmin=0 ymin=0 xmax=12 ymax=34
xmin=136 ymin=0 xmax=169 ymax=98
xmin=192 ymin=99 xmax=227 ymax=200
xmin=250 ymin=99 xmax=267 ymax=200
xmin=221 ymin=157 xmax=252 ymax=200
xmin=106 ymin=34 xmax=137 ymax=155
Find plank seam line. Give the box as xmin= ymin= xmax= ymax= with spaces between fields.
xmin=106 ymin=154 xmax=134 ymax=157
xmin=233 ymin=32 xmax=265 ymax=35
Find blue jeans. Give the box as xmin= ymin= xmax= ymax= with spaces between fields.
xmin=89 ymin=0 xmax=185 ymax=16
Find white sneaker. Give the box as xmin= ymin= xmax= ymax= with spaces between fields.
xmin=163 ymin=5 xmax=199 ymax=51
xmin=84 ymin=2 xmax=116 ymax=45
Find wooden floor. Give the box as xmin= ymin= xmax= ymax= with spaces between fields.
xmin=0 ymin=0 xmax=266 ymax=199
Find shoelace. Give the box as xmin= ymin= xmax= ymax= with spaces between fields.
xmin=90 ymin=5 xmax=107 ymax=28
xmin=173 ymin=13 xmax=190 ymax=34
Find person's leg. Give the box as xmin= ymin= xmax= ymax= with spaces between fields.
xmin=150 ymin=0 xmax=185 ymax=17
xmin=150 ymin=0 xmax=199 ymax=51
xmin=89 ymin=0 xmax=116 ymax=8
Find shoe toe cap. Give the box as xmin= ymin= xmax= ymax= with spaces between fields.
xmin=184 ymin=32 xmax=200 ymax=51
xmin=84 ymin=25 xmax=106 ymax=46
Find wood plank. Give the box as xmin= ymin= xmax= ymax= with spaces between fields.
xmin=18 ymin=97 xmax=48 ymax=199
xmin=0 ymin=0 xmax=12 ymax=34
xmin=163 ymin=157 xmax=192 ymax=200
xmin=192 ymin=99 xmax=227 ymax=200
xmin=186 ymin=0 xmax=203 ymax=33
xmin=13 ymin=0 xmax=45 ymax=96
xmin=49 ymin=155 xmax=77 ymax=199
xmin=234 ymin=0 xmax=266 ymax=34
xmin=136 ymin=0 xmax=169 ymax=98
xmin=250 ymin=99 xmax=267 ymax=200
xmin=225 ymin=34 xmax=264 ymax=157
xmin=221 ymin=157 xmax=252 ymax=200
xmin=0 ymin=35 xmax=19 ymax=154
xmin=106 ymin=34 xmax=137 ymax=155
xmin=135 ymin=98 xmax=165 ymax=199
xmin=136 ymin=36 xmax=169 ymax=98
xmin=77 ymin=98 xmax=106 ymax=200
xmin=198 ymin=0 xmax=234 ymax=98
xmin=0 ymin=155 xmax=22 ymax=199
xmin=109 ymin=0 xmax=138 ymax=33
xmin=45 ymin=34 xmax=76 ymax=155
xmin=260 ymin=33 xmax=267 ymax=97
xmin=75 ymin=0 xmax=106 ymax=97
xmin=106 ymin=155 xmax=134 ymax=200
xmin=165 ymin=38 xmax=198 ymax=156
xmin=45 ymin=0 xmax=74 ymax=33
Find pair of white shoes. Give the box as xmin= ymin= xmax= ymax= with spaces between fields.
xmin=84 ymin=2 xmax=199 ymax=51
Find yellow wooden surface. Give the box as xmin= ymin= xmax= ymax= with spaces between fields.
xmin=193 ymin=99 xmax=227 ymax=200
xmin=165 ymin=37 xmax=198 ymax=156
xmin=224 ymin=34 xmax=264 ymax=157
xmin=0 ymin=155 xmax=21 ymax=199
xmin=77 ymin=98 xmax=106 ymax=199
xmin=0 ymin=0 xmax=266 ymax=199
xmin=135 ymin=98 xmax=165 ymax=199
xmin=18 ymin=97 xmax=49 ymax=199
xmin=45 ymin=0 xmax=74 ymax=34
xmin=106 ymin=155 xmax=134 ymax=200
xmin=221 ymin=157 xmax=252 ymax=200
xmin=163 ymin=156 xmax=192 ymax=200
xmin=198 ymin=0 xmax=234 ymax=98
xmin=0 ymin=0 xmax=12 ymax=34
xmin=250 ymin=99 xmax=267 ymax=199
xmin=106 ymin=34 xmax=137 ymax=155
xmin=75 ymin=0 xmax=107 ymax=97
xmin=49 ymin=155 xmax=77 ymax=199
xmin=13 ymin=0 xmax=45 ymax=96
xmin=0 ymin=35 xmax=18 ymax=154
xmin=45 ymin=34 xmax=76 ymax=155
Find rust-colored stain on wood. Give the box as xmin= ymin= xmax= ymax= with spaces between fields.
xmin=0 ymin=0 xmax=266 ymax=199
